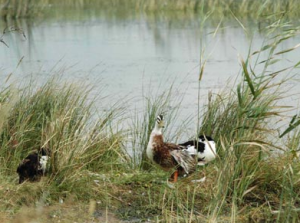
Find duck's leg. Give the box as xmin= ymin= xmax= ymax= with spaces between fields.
xmin=171 ymin=170 xmax=179 ymax=183
xmin=174 ymin=170 xmax=179 ymax=182
xmin=167 ymin=170 xmax=179 ymax=188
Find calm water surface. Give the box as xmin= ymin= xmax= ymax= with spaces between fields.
xmin=1 ymin=7 xmax=300 ymax=130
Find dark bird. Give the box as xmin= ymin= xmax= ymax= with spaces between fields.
xmin=17 ymin=148 xmax=50 ymax=184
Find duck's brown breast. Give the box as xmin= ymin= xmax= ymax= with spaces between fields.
xmin=152 ymin=135 xmax=180 ymax=170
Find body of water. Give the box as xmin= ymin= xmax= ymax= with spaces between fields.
xmin=1 ymin=7 xmax=300 ymax=131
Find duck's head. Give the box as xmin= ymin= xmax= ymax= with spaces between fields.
xmin=39 ymin=147 xmax=50 ymax=156
xmin=199 ymin=135 xmax=213 ymax=142
xmin=155 ymin=114 xmax=165 ymax=130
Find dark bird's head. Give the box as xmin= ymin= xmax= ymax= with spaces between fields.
xmin=199 ymin=135 xmax=213 ymax=141
xmin=39 ymin=147 xmax=50 ymax=156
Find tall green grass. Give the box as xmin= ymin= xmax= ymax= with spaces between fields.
xmin=195 ymin=17 xmax=300 ymax=222
xmin=0 ymin=77 xmax=128 ymax=214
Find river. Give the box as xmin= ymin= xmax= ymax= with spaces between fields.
xmin=1 ymin=6 xmax=300 ymax=134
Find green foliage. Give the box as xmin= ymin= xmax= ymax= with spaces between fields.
xmin=0 ymin=77 xmax=126 ymax=202
xmin=195 ymin=17 xmax=300 ymax=222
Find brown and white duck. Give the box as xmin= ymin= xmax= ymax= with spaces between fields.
xmin=146 ymin=114 xmax=217 ymax=183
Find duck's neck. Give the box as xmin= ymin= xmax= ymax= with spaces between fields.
xmin=148 ymin=124 xmax=164 ymax=147
xmin=152 ymin=124 xmax=163 ymax=135
xmin=147 ymin=124 xmax=164 ymax=161
xmin=150 ymin=125 xmax=164 ymax=146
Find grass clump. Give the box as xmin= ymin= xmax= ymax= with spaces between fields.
xmin=0 ymin=77 xmax=128 ymax=221
xmin=195 ymin=19 xmax=300 ymax=222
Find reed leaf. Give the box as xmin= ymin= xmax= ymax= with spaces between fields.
xmin=274 ymin=43 xmax=300 ymax=55
xmin=240 ymin=56 xmax=256 ymax=98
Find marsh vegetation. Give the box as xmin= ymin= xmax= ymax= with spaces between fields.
xmin=1 ymin=1 xmax=300 ymax=222
xmin=1 ymin=0 xmax=300 ymax=18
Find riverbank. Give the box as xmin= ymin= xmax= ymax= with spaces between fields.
xmin=1 ymin=50 xmax=300 ymax=223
